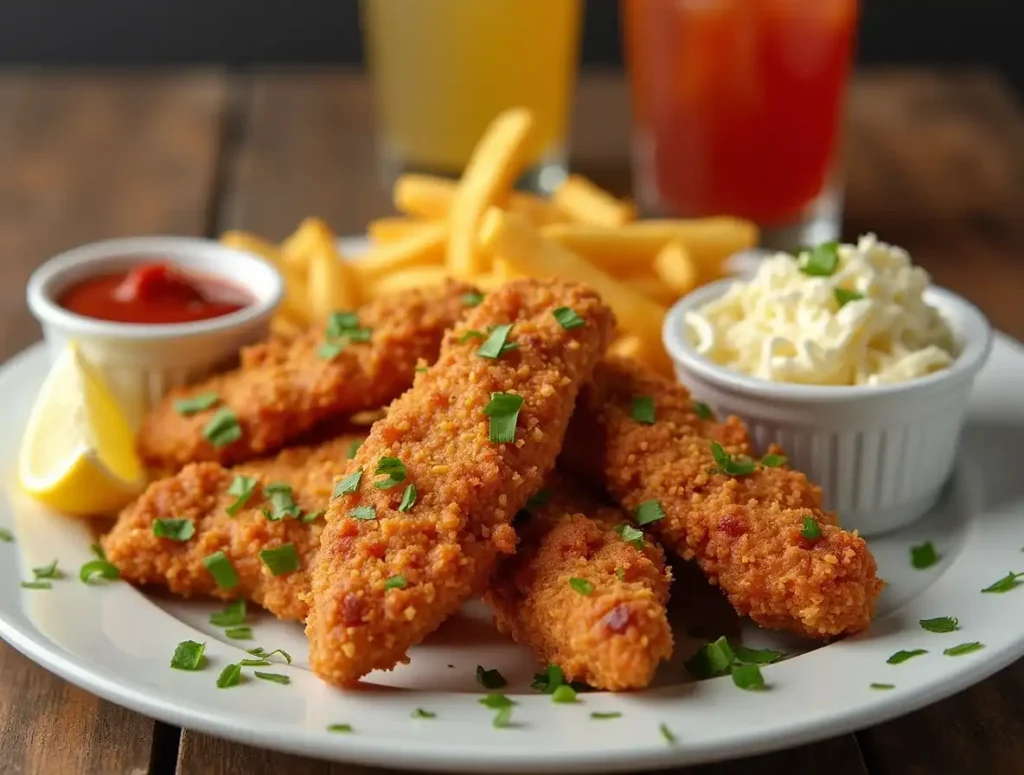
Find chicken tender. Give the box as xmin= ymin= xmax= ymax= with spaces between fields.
xmin=306 ymin=278 xmax=616 ymax=686
xmin=562 ymin=358 xmax=884 ymax=639
xmin=104 ymin=435 xmax=362 ymax=621
xmin=485 ymin=477 xmax=673 ymax=691
xmin=138 ymin=282 xmax=473 ymax=471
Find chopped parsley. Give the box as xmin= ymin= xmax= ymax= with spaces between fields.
xmin=414 ymin=366 xmax=428 ymax=374
xmin=919 ymin=616 xmax=959 ymax=633
xmin=911 ymin=541 xmax=940 ymax=570
xmin=798 ymin=240 xmax=840 ymax=277
xmin=225 ymin=626 xmax=253 ymax=640
xmin=660 ymin=723 xmax=677 ymax=745
xmin=569 ymin=577 xmax=594 ymax=595
xmin=373 ymin=457 xmax=407 ymax=489
xmin=834 ymin=288 xmax=864 ymax=307
xmin=302 ymin=510 xmax=324 ymax=524
xmin=517 ymin=489 xmax=550 ymax=521
xmin=551 ymin=684 xmax=577 ymax=703
xmin=459 ymin=329 xmax=486 ymax=343
xmin=944 ymin=642 xmax=984 ymax=657
xmin=348 ymin=505 xmax=376 ymax=520
xmin=20 ymin=581 xmax=51 ymax=590
xmin=492 ymin=706 xmax=513 ymax=729
xmin=886 ymin=649 xmax=928 ymax=665
xmin=981 ymin=571 xmax=1024 ymax=594
xmin=411 ymin=708 xmax=436 ymax=719
xmin=225 ymin=475 xmax=257 ymax=516
xmin=398 ymin=483 xmax=417 ymax=512
xmin=262 ymin=483 xmax=302 ymax=521
xmin=79 ymin=559 xmax=119 ymax=584
xmin=217 ymin=663 xmax=242 ymax=688
xmin=32 ymin=560 xmax=63 ymax=580
xmin=634 ymin=500 xmax=665 ymax=526
xmin=334 ymin=470 xmax=362 ymax=497
xmin=478 ymin=693 xmax=515 ymax=709
xmin=384 ymin=575 xmax=407 ymax=590
xmin=317 ymin=341 xmax=345 ymax=360
xmin=732 ymin=664 xmax=766 ymax=691
xmin=761 ymin=453 xmax=787 ymax=468
xmin=710 ymin=442 xmax=757 ymax=476
xmin=483 ymin=392 xmax=524 ymax=443
xmin=245 ymin=647 xmax=292 ymax=665
xmin=733 ymin=646 xmax=785 ymax=665
xmin=552 ymin=307 xmax=585 ymax=330
xmin=152 ymin=518 xmax=195 ymax=541
xmin=476 ymin=665 xmax=507 ymax=690
xmin=692 ymin=401 xmax=713 ymax=420
xmin=477 ymin=323 xmax=519 ymax=359
xmin=615 ymin=523 xmax=644 ymax=551
xmin=259 ymin=544 xmax=300 ymax=576
xmin=346 ymin=439 xmax=362 ymax=459
xmin=254 ymin=671 xmax=290 ymax=684
xmin=800 ymin=516 xmax=822 ymax=541
xmin=531 ymin=664 xmax=564 ymax=694
xmin=174 ymin=392 xmax=219 ymax=416
xmin=591 ymin=712 xmax=622 ymax=720
xmin=326 ymin=724 xmax=353 ymax=733
xmin=615 ymin=567 xmax=625 ymax=581
xmin=461 ymin=291 xmax=484 ymax=307
xmin=170 ymin=640 xmax=206 ymax=670
xmin=631 ymin=396 xmax=655 ymax=424
xmin=203 ymin=408 xmax=241 ymax=448
xmin=90 ymin=543 xmax=106 ymax=560
xmin=684 ymin=636 xmax=735 ymax=679
xmin=210 ymin=599 xmax=246 ymax=627
xmin=0 ymin=528 xmax=12 ymax=542
xmin=203 ymin=552 xmax=239 ymax=589
xmin=319 ymin=312 xmax=372 ymax=359
xmin=870 ymin=683 xmax=895 ymax=690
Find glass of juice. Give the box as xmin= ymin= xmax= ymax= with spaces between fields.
xmin=623 ymin=0 xmax=859 ymax=250
xmin=362 ymin=0 xmax=583 ymax=193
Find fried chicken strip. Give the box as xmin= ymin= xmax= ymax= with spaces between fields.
xmin=562 ymin=357 xmax=884 ymax=638
xmin=306 ymin=279 xmax=615 ymax=685
xmin=138 ymin=282 xmax=473 ymax=471
xmin=485 ymin=476 xmax=673 ymax=691
xmin=103 ymin=434 xmax=363 ymax=621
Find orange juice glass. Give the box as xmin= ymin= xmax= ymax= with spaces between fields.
xmin=623 ymin=0 xmax=859 ymax=249
xmin=363 ymin=0 xmax=582 ymax=192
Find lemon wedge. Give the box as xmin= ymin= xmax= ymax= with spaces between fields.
xmin=18 ymin=343 xmax=145 ymax=515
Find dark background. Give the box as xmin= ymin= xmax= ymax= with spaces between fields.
xmin=0 ymin=0 xmax=1021 ymax=92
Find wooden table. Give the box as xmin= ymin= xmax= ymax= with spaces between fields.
xmin=0 ymin=69 xmax=1022 ymax=775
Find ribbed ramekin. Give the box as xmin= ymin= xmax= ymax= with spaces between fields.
xmin=27 ymin=236 xmax=283 ymax=428
xmin=662 ymin=279 xmax=993 ymax=536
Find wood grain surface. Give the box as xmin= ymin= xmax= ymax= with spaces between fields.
xmin=0 ymin=68 xmax=1021 ymax=775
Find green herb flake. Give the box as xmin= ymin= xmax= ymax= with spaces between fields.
xmin=591 ymin=712 xmax=622 ymax=720
xmin=870 ymin=683 xmax=895 ymax=690
xmin=203 ymin=551 xmax=239 ymax=590
xmin=327 ymin=724 xmax=353 ymax=733
xmin=398 ymin=483 xmax=417 ymax=512
xmin=800 ymin=516 xmax=822 ymax=541
xmin=615 ymin=567 xmax=625 ymax=581
xmin=710 ymin=442 xmax=757 ymax=476
xmin=32 ymin=560 xmax=63 ymax=580
xmin=684 ymin=636 xmax=735 ymax=679
xmin=245 ymin=647 xmax=292 ymax=665
xmin=346 ymin=439 xmax=362 ymax=459
xmin=479 ymin=694 xmax=515 ymax=710
xmin=569 ymin=577 xmax=594 ymax=596
xmin=477 ymin=323 xmax=519 ymax=359
xmin=634 ymin=500 xmax=665 ymax=526
xmin=317 ymin=341 xmax=345 ymax=361
xmin=259 ymin=544 xmax=300 ymax=576
xmin=660 ymin=723 xmax=677 ymax=745
xmin=732 ymin=664 xmax=767 ymax=691
xmin=334 ymin=470 xmax=362 ymax=497
xmin=551 ymin=684 xmax=577 ymax=703
xmin=254 ymin=671 xmax=290 ymax=684
xmin=79 ymin=559 xmax=119 ymax=584
xmin=911 ymin=541 xmax=940 ymax=570
xmin=692 ymin=401 xmax=713 ymax=420
xmin=170 ymin=640 xmax=206 ymax=671
xmin=919 ymin=616 xmax=959 ymax=634
xmin=210 ymin=599 xmax=246 ymax=627
xmin=631 ymin=396 xmax=656 ymax=425
xmin=414 ymin=366 xmax=429 ymax=374
xmin=384 ymin=575 xmax=407 ymax=591
xmin=0 ymin=528 xmax=13 ymax=542
xmin=90 ymin=542 xmax=106 ymax=560
xmin=517 ymin=488 xmax=551 ymax=520
xmin=492 ymin=706 xmax=513 ymax=729
xmin=981 ymin=571 xmax=1024 ymax=594
xmin=411 ymin=708 xmax=436 ymax=719
xmin=615 ymin=523 xmax=644 ymax=551
xmin=459 ymin=329 xmax=486 ymax=343
xmin=174 ymin=392 xmax=219 ymax=416
xmin=476 ymin=665 xmax=507 ymax=690
xmin=834 ymin=288 xmax=865 ymax=307
xmin=373 ymin=457 xmax=407 ymax=489
xmin=302 ymin=510 xmax=324 ymax=524
xmin=761 ymin=453 xmax=787 ymax=468
xmin=734 ymin=646 xmax=785 ymax=665
xmin=216 ymin=663 xmax=242 ymax=688
xmin=531 ymin=664 xmax=565 ymax=694
xmin=944 ymin=642 xmax=984 ymax=657
xmin=553 ymin=307 xmax=585 ymax=330
xmin=224 ymin=475 xmax=257 ymax=516
xmin=799 ymin=240 xmax=840 ymax=277
xmin=152 ymin=518 xmax=196 ymax=542
xmin=20 ymin=581 xmax=51 ymax=590
xmin=203 ymin=408 xmax=242 ymax=448
xmin=262 ymin=482 xmax=302 ymax=521
xmin=483 ymin=392 xmax=524 ymax=444
xmin=225 ymin=626 xmax=253 ymax=640
xmin=886 ymin=649 xmax=928 ymax=665
xmin=325 ymin=312 xmax=371 ymax=346
xmin=462 ymin=291 xmax=484 ymax=307
xmin=348 ymin=505 xmax=376 ymax=521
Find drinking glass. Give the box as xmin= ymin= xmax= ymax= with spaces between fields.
xmin=623 ymin=0 xmax=859 ymax=251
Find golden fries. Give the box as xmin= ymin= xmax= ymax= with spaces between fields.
xmin=447 ymin=108 xmax=534 ymax=278
xmin=367 ymin=216 xmax=434 ymax=244
xmin=365 ymin=265 xmax=450 ymax=297
xmin=623 ymin=275 xmax=681 ymax=306
xmin=652 ymin=241 xmax=700 ymax=296
xmin=350 ymin=221 xmax=447 ymax=283
xmin=220 ymin=230 xmax=284 ymax=266
xmin=553 ymin=174 xmax=637 ymax=227
xmin=394 ymin=172 xmax=565 ymax=228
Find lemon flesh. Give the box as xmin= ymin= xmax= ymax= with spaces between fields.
xmin=18 ymin=344 xmax=145 ymax=515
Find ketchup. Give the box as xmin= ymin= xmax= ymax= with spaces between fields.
xmin=59 ymin=263 xmax=252 ymax=325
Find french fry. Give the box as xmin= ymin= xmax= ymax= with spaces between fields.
xmin=552 ymin=174 xmax=636 ymax=227
xmin=281 ymin=218 xmax=336 ymax=274
xmin=608 ymin=335 xmax=644 ymax=361
xmin=653 ymin=241 xmax=700 ymax=296
xmin=447 ymin=107 xmax=534 ymax=278
xmin=308 ymin=243 xmax=360 ymax=317
xmin=506 ymin=194 xmax=569 ymax=227
xmin=541 ymin=217 xmax=758 ymax=276
xmin=350 ymin=221 xmax=447 ymax=283
xmin=395 ymin=172 xmax=565 ymax=227
xmin=479 ymin=208 xmax=672 ymax=373
xmin=623 ymin=275 xmax=679 ymax=306
xmin=365 ymin=265 xmax=450 ymax=298
xmin=470 ymin=273 xmax=509 ymax=292
xmin=367 ymin=216 xmax=435 ymax=244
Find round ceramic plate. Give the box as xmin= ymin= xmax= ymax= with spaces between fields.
xmin=3 ymin=298 xmax=1024 ymax=773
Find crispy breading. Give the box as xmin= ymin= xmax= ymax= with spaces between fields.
xmin=306 ymin=279 xmax=616 ymax=686
xmin=137 ymin=282 xmax=473 ymax=471
xmin=103 ymin=435 xmax=363 ymax=621
xmin=485 ymin=476 xmax=673 ymax=691
xmin=561 ymin=357 xmax=884 ymax=639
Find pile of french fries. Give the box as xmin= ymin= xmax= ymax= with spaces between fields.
xmin=221 ymin=107 xmax=758 ymax=374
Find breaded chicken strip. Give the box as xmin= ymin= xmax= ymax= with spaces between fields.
xmin=306 ymin=279 xmax=615 ymax=685
xmin=138 ymin=282 xmax=473 ymax=471
xmin=104 ymin=435 xmax=363 ymax=621
xmin=562 ymin=358 xmax=884 ymax=639
xmin=485 ymin=476 xmax=673 ymax=691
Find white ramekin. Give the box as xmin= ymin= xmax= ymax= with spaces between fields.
xmin=27 ymin=236 xmax=284 ymax=428
xmin=663 ymin=279 xmax=993 ymax=536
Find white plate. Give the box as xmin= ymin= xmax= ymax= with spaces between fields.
xmin=3 ymin=332 xmax=1024 ymax=772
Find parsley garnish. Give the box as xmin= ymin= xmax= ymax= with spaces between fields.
xmin=553 ymin=307 xmax=585 ymax=330
xmin=254 ymin=671 xmax=290 ymax=684
xmin=317 ymin=342 xmax=345 ymax=360
xmin=615 ymin=567 xmax=625 ymax=581
xmin=225 ymin=475 xmax=257 ymax=516
xmin=631 ymin=396 xmax=655 ymax=424
xmin=262 ymin=482 xmax=302 ymax=521
xmin=886 ymin=649 xmax=928 ymax=665
xmin=302 ymin=510 xmax=324 ymax=524
xmin=483 ymin=392 xmax=524 ymax=443
xmin=217 ymin=663 xmax=242 ymax=688
xmin=800 ymin=516 xmax=822 ymax=541
xmin=203 ymin=408 xmax=242 ymax=448
xmin=920 ymin=616 xmax=959 ymax=633
xmin=734 ymin=646 xmax=785 ymax=665
xmin=477 ymin=323 xmax=519 ymax=359
xmin=476 ymin=665 xmax=507 ymax=690
xmin=551 ymin=685 xmax=577 ymax=703
xmin=203 ymin=551 xmax=239 ymax=589
xmin=531 ymin=664 xmax=564 ymax=694
xmin=411 ymin=708 xmax=436 ymax=719
xmin=944 ymin=642 xmax=984 ymax=657
xmin=32 ymin=560 xmax=63 ymax=580
xmin=373 ymin=457 xmax=407 ymax=489
xmin=732 ymin=664 xmax=767 ymax=691
xmin=710 ymin=442 xmax=757 ymax=476
xmin=459 ymin=329 xmax=486 ymax=343
xmin=761 ymin=453 xmax=787 ymax=468
xmin=660 ymin=724 xmax=677 ymax=745
xmin=347 ymin=439 xmax=362 ymax=459
xmin=210 ymin=599 xmax=246 ymax=627
xmin=462 ymin=291 xmax=484 ymax=307
xmin=348 ymin=505 xmax=376 ymax=520
xmin=243 ymin=647 xmax=292 ymax=665
xmin=799 ymin=241 xmax=840 ymax=276
xmin=398 ymin=483 xmax=417 ymax=512
xmin=327 ymin=724 xmax=353 ymax=733
xmin=834 ymin=288 xmax=864 ymax=307
xmin=170 ymin=640 xmax=206 ymax=670
xmin=319 ymin=312 xmax=372 ymax=359
xmin=634 ymin=500 xmax=665 ymax=526
xmin=615 ymin=523 xmax=644 ymax=550
xmin=153 ymin=518 xmax=195 ymax=541
xmin=517 ymin=489 xmax=550 ymax=520
xmin=569 ymin=577 xmax=594 ymax=595
xmin=259 ymin=544 xmax=300 ymax=576
xmin=982 ymin=571 xmax=1024 ymax=593
xmin=0 ymin=528 xmax=12 ymax=542
xmin=225 ymin=626 xmax=253 ymax=640
xmin=911 ymin=541 xmax=940 ymax=569
xmin=384 ymin=575 xmax=407 ymax=590
xmin=79 ymin=559 xmax=119 ymax=584
xmin=492 ymin=707 xmax=513 ymax=729
xmin=591 ymin=712 xmax=622 ymax=720
xmin=20 ymin=581 xmax=51 ymax=590
xmin=692 ymin=401 xmax=713 ymax=420
xmin=478 ymin=693 xmax=515 ymax=709
xmin=174 ymin=392 xmax=219 ymax=416
xmin=334 ymin=470 xmax=362 ymax=497
xmin=684 ymin=636 xmax=735 ymax=679
xmin=870 ymin=683 xmax=895 ymax=690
